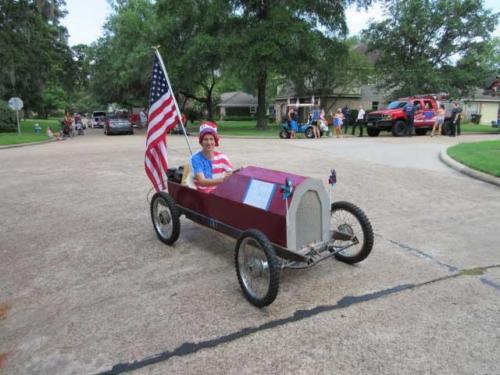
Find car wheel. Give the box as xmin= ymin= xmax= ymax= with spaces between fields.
xmin=279 ymin=130 xmax=290 ymax=139
xmin=151 ymin=192 xmax=180 ymax=245
xmin=330 ymin=201 xmax=374 ymax=264
xmin=391 ymin=120 xmax=406 ymax=137
xmin=305 ymin=127 xmax=314 ymax=138
xmin=235 ymin=229 xmax=281 ymax=307
xmin=443 ymin=121 xmax=452 ymax=135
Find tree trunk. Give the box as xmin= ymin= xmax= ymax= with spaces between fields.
xmin=206 ymin=99 xmax=213 ymax=121
xmin=256 ymin=67 xmax=268 ymax=130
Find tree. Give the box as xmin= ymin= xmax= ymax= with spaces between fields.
xmin=0 ymin=0 xmax=73 ymax=115
xmin=363 ymin=0 xmax=499 ymax=98
xmin=227 ymin=0 xmax=372 ymax=129
xmin=155 ymin=0 xmax=232 ymax=119
xmin=91 ymin=0 xmax=156 ymax=107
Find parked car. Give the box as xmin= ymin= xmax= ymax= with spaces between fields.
xmin=92 ymin=111 xmax=107 ymax=128
xmin=366 ymin=95 xmax=454 ymax=137
xmin=104 ymin=115 xmax=134 ymax=135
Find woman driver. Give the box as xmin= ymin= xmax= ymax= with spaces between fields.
xmin=191 ymin=121 xmax=233 ymax=193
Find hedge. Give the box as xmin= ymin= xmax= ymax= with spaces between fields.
xmin=0 ymin=101 xmax=17 ymax=133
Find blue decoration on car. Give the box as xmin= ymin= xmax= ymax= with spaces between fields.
xmin=280 ymin=177 xmax=294 ymax=200
xmin=328 ymin=169 xmax=337 ymax=186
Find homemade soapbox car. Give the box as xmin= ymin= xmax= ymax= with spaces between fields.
xmin=150 ymin=166 xmax=373 ymax=307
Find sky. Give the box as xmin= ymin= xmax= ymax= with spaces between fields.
xmin=61 ymin=0 xmax=499 ymax=46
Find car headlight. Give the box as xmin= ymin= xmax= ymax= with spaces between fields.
xmin=383 ymin=114 xmax=392 ymax=120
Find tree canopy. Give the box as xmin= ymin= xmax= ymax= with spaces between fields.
xmin=364 ymin=0 xmax=499 ymax=98
xmin=0 ymin=0 xmax=74 ymax=115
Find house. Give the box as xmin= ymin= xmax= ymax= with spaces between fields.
xmin=274 ymin=84 xmax=387 ymax=122
xmin=217 ymin=91 xmax=258 ymax=119
xmin=462 ymin=88 xmax=500 ymax=125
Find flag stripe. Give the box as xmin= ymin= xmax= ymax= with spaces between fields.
xmin=145 ymin=53 xmax=180 ymax=192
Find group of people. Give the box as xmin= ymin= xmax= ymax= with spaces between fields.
xmin=46 ymin=112 xmax=86 ymax=141
xmin=287 ymin=105 xmax=367 ymax=138
xmin=403 ymin=101 xmax=463 ymax=137
xmin=430 ymin=102 xmax=462 ymax=137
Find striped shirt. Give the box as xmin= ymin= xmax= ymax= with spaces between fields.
xmin=191 ymin=151 xmax=233 ymax=193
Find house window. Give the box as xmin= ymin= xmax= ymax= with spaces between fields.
xmin=372 ymin=101 xmax=379 ymax=110
xmin=250 ymin=106 xmax=257 ymax=114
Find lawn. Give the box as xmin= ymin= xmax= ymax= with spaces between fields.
xmin=447 ymin=140 xmax=500 ymax=177
xmin=0 ymin=118 xmax=61 ymax=145
xmin=461 ymin=123 xmax=500 ymax=134
xmin=186 ymin=120 xmax=283 ymax=137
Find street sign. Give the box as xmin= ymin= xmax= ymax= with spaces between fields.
xmin=8 ymin=97 xmax=23 ymax=111
xmin=8 ymin=97 xmax=23 ymax=135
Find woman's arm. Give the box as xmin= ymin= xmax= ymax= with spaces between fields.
xmin=194 ymin=172 xmax=231 ymax=187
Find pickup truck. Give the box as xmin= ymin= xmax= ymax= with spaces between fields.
xmin=366 ymin=96 xmax=452 ymax=137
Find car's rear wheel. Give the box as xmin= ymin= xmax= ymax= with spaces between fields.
xmin=151 ymin=192 xmax=180 ymax=245
xmin=305 ymin=127 xmax=314 ymax=138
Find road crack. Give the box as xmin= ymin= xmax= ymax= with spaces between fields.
xmin=97 ymin=264 xmax=500 ymax=374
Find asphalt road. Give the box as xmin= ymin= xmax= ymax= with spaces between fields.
xmin=1 ymin=129 xmax=499 ymax=374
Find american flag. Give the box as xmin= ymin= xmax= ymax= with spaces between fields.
xmin=145 ymin=53 xmax=180 ymax=192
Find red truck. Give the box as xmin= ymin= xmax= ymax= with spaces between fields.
xmin=366 ymin=95 xmax=452 ymax=137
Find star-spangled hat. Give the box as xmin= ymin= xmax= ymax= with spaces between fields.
xmin=199 ymin=121 xmax=220 ymax=146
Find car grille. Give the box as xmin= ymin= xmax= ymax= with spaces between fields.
xmin=367 ymin=113 xmax=384 ymax=122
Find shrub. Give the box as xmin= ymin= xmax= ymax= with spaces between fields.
xmin=0 ymin=101 xmax=17 ymax=133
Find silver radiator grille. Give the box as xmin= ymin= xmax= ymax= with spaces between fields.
xmin=295 ymin=190 xmax=322 ymax=249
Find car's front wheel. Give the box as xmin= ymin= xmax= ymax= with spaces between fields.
xmin=235 ymin=229 xmax=281 ymax=307
xmin=367 ymin=128 xmax=380 ymax=137
xmin=392 ymin=120 xmax=406 ymax=137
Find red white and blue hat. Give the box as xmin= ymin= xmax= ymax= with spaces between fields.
xmin=199 ymin=121 xmax=219 ymax=146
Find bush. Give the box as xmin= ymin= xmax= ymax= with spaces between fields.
xmin=0 ymin=101 xmax=17 ymax=133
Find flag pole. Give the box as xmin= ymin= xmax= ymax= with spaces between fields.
xmin=152 ymin=47 xmax=193 ymax=156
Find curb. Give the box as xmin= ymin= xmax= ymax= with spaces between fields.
xmin=439 ymin=149 xmax=500 ymax=188
xmin=0 ymin=139 xmax=56 ymax=150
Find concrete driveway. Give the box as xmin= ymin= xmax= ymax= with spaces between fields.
xmin=1 ymin=130 xmax=499 ymax=374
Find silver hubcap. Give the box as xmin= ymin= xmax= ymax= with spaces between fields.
xmin=153 ymin=198 xmax=173 ymax=239
xmin=238 ymin=238 xmax=270 ymax=300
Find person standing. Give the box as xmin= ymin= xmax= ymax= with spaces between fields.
xmin=403 ymin=102 xmax=415 ymax=136
xmin=431 ymin=104 xmax=445 ymax=137
xmin=139 ymin=110 xmax=147 ymax=128
xmin=333 ymin=108 xmax=344 ymax=138
xmin=341 ymin=105 xmax=351 ymax=134
xmin=451 ymin=102 xmax=462 ymax=136
xmin=311 ymin=108 xmax=321 ymax=139
xmin=288 ymin=107 xmax=298 ymax=139
xmin=352 ymin=106 xmax=366 ymax=137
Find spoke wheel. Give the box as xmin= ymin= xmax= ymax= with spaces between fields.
xmin=235 ymin=230 xmax=281 ymax=307
xmin=151 ymin=192 xmax=180 ymax=245
xmin=330 ymin=201 xmax=374 ymax=264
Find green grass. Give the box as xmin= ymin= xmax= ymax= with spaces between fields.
xmin=461 ymin=123 xmax=500 ymax=134
xmin=448 ymin=140 xmax=500 ymax=177
xmin=186 ymin=120 xmax=283 ymax=137
xmin=0 ymin=119 xmax=61 ymax=145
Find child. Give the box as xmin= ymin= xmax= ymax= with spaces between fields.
xmin=334 ymin=109 xmax=344 ymax=138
